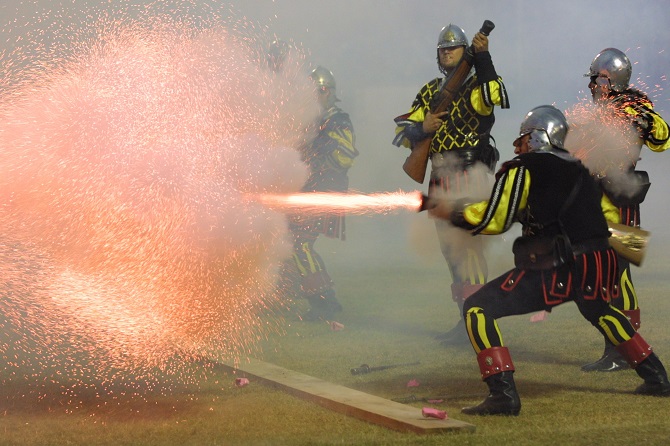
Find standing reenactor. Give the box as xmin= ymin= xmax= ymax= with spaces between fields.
xmin=580 ymin=48 xmax=670 ymax=372
xmin=393 ymin=22 xmax=509 ymax=345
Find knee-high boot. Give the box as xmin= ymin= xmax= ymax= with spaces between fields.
xmin=462 ymin=347 xmax=521 ymax=416
xmin=582 ymin=309 xmax=640 ymax=372
xmin=304 ymin=289 xmax=342 ymax=321
xmin=438 ymin=283 xmax=483 ymax=346
xmin=616 ymin=333 xmax=670 ymax=396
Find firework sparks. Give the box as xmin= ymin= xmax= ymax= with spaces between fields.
xmin=564 ymin=99 xmax=646 ymax=199
xmin=253 ymin=191 xmax=424 ymax=215
xmin=0 ymin=1 xmax=318 ymax=397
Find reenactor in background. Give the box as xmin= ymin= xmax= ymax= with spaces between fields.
xmin=580 ymin=48 xmax=670 ymax=372
xmin=286 ymin=66 xmax=358 ymax=321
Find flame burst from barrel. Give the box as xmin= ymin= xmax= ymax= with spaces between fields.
xmin=255 ymin=191 xmax=424 ymax=215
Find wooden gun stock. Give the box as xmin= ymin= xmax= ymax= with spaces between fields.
xmin=402 ymin=20 xmax=495 ymax=184
xmin=402 ymin=138 xmax=431 ymax=183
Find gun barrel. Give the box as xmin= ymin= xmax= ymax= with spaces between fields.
xmin=350 ymin=361 xmax=420 ymax=375
xmin=480 ymin=20 xmax=495 ymax=36
xmin=418 ymin=194 xmax=432 ymax=212
xmin=350 ymin=364 xmax=371 ymax=375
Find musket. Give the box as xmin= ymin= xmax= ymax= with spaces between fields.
xmin=401 ymin=19 xmax=496 ymax=184
xmin=350 ymin=361 xmax=420 ymax=375
xmin=608 ymin=222 xmax=650 ymax=267
xmin=391 ymin=394 xmax=450 ymax=404
xmin=416 ymin=197 xmax=651 ymax=266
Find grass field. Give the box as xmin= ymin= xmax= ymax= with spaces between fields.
xmin=2 ymin=215 xmax=670 ymax=445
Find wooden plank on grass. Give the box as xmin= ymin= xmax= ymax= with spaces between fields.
xmin=212 ymin=357 xmax=475 ymax=434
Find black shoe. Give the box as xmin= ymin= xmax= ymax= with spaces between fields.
xmin=581 ymin=345 xmax=630 ymax=372
xmin=633 ymin=353 xmax=670 ymax=397
xmin=440 ymin=330 xmax=471 ymax=347
xmin=461 ymin=372 xmax=521 ymax=416
xmin=302 ymin=304 xmax=342 ymax=322
xmin=435 ymin=319 xmax=464 ymax=341
xmin=436 ymin=320 xmax=471 ymax=347
xmin=303 ymin=293 xmax=342 ymax=322
xmin=634 ymin=381 xmax=670 ymax=397
xmin=302 ymin=308 xmax=326 ymax=322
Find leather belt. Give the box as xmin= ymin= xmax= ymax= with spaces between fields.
xmin=572 ymin=238 xmax=611 ymax=256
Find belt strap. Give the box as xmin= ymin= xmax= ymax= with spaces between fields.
xmin=572 ymin=238 xmax=611 ymax=256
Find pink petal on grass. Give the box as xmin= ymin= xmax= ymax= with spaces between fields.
xmin=235 ymin=377 xmax=250 ymax=387
xmin=330 ymin=321 xmax=344 ymax=331
xmin=422 ymin=407 xmax=448 ymax=419
xmin=530 ymin=310 xmax=549 ymax=322
xmin=406 ymin=379 xmax=420 ymax=387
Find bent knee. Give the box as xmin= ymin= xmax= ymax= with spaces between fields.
xmin=465 ymin=306 xmax=484 ymax=317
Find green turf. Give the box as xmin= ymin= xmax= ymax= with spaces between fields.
xmin=2 ymin=225 xmax=670 ymax=445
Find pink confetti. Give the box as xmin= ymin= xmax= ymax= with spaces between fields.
xmin=330 ymin=321 xmax=344 ymax=331
xmin=406 ymin=379 xmax=420 ymax=388
xmin=422 ymin=407 xmax=447 ymax=419
xmin=530 ymin=311 xmax=549 ymax=322
xmin=235 ymin=378 xmax=250 ymax=387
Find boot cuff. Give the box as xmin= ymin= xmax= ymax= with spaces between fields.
xmin=616 ymin=332 xmax=653 ymax=367
xmin=477 ymin=346 xmax=515 ymax=380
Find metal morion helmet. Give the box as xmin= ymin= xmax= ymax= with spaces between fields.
xmin=310 ymin=65 xmax=339 ymax=103
xmin=515 ymin=105 xmax=569 ymax=152
xmin=584 ymin=48 xmax=632 ymax=92
xmin=310 ymin=65 xmax=336 ymax=90
xmin=437 ymin=24 xmax=469 ymax=49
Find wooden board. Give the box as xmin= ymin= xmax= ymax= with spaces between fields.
xmin=210 ymin=357 xmax=475 ymax=434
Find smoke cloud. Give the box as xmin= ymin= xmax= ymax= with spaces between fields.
xmin=0 ymin=1 xmax=318 ymax=385
xmin=0 ymin=0 xmax=669 ymax=393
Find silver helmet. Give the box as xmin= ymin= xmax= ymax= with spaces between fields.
xmin=310 ymin=65 xmax=336 ymax=89
xmin=514 ymin=105 xmax=568 ymax=152
xmin=310 ymin=65 xmax=339 ymax=103
xmin=437 ymin=24 xmax=468 ymax=49
xmin=584 ymin=48 xmax=632 ymax=92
